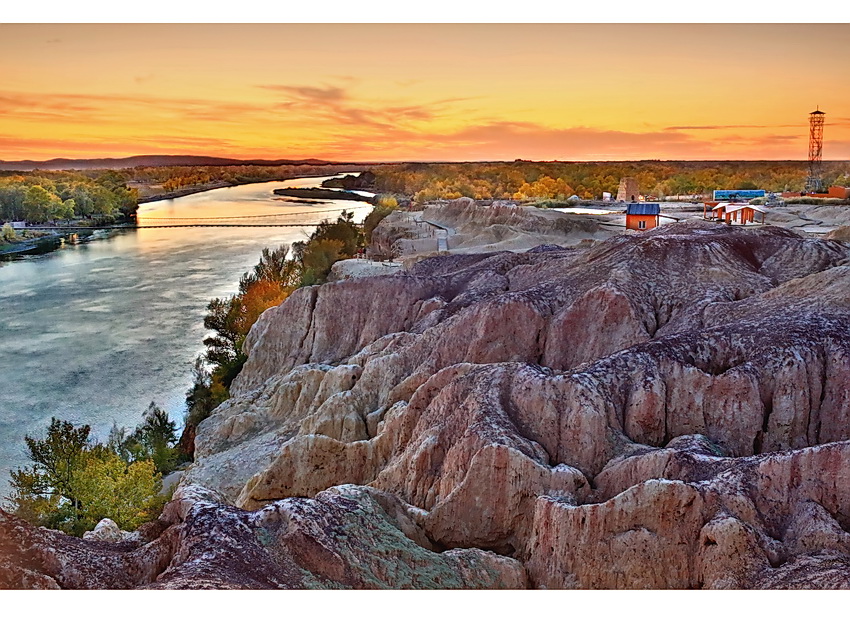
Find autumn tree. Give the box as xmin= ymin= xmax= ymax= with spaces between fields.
xmin=1 ymin=223 xmax=15 ymax=242
xmin=6 ymin=418 xmax=166 ymax=536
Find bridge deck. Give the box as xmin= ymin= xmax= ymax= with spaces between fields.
xmin=24 ymin=223 xmax=362 ymax=230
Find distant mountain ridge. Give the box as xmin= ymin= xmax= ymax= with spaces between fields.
xmin=0 ymin=155 xmax=341 ymax=172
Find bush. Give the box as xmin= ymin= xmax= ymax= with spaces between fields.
xmin=363 ymin=196 xmax=399 ymax=244
xmin=69 ymin=454 xmax=163 ymax=532
xmin=1 ymin=223 xmax=15 ymax=242
xmin=300 ymin=239 xmax=345 ymax=285
xmin=108 ymin=402 xmax=180 ymax=475
xmin=6 ymin=417 xmax=169 ymax=536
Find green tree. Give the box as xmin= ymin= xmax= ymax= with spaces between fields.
xmin=202 ymin=296 xmax=246 ymax=380
xmin=22 ymin=185 xmax=62 ymax=223
xmin=310 ymin=211 xmax=362 ymax=257
xmin=7 ymin=417 xmax=171 ymax=536
xmin=58 ymin=198 xmax=75 ymax=221
xmin=69 ymin=184 xmax=94 ymax=217
xmin=300 ymin=239 xmax=345 ymax=286
xmin=108 ymin=403 xmax=179 ymax=474
xmin=0 ymin=184 xmax=27 ymax=221
xmin=9 ymin=419 xmax=91 ymax=509
xmin=71 ymin=454 xmax=162 ymax=531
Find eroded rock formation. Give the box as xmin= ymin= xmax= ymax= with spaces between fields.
xmin=3 ymin=220 xmax=850 ymax=589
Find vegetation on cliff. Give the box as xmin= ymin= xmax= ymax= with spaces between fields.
xmin=181 ymin=205 xmax=398 ymax=455
xmin=5 ymin=403 xmax=180 ymax=536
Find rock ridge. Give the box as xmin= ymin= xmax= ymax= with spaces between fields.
xmin=4 ymin=220 xmax=850 ymax=588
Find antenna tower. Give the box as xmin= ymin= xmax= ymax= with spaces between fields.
xmin=806 ymin=107 xmax=825 ymax=193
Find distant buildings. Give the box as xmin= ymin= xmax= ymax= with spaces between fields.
xmin=617 ymin=177 xmax=640 ymax=202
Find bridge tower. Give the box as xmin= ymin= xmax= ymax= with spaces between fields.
xmin=806 ymin=107 xmax=825 ymax=193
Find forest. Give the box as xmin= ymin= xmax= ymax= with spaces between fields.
xmin=122 ymin=164 xmax=365 ymax=195
xmin=0 ymin=164 xmax=361 ymax=225
xmin=370 ymin=160 xmax=850 ymax=202
xmin=0 ymin=171 xmax=138 ymax=224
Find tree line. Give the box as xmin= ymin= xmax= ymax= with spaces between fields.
xmin=0 ymin=171 xmax=138 ymax=224
xmin=117 ymin=164 xmax=370 ymax=195
xmin=371 ymin=161 xmax=850 ymax=202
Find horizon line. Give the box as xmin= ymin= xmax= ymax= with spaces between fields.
xmin=3 ymin=154 xmax=850 ymax=166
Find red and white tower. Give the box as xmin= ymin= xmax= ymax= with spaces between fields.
xmin=806 ymin=107 xmax=825 ymax=193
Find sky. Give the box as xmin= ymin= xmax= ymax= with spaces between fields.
xmin=1 ymin=23 xmax=849 ymax=162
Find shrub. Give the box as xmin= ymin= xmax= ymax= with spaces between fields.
xmin=363 ymin=196 xmax=399 ymax=244
xmin=1 ymin=223 xmax=15 ymax=242
xmin=6 ymin=417 xmax=169 ymax=536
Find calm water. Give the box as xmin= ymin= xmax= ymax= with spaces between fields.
xmin=0 ymin=175 xmax=372 ymax=493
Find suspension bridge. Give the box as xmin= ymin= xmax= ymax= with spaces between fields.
xmin=25 ymin=223 xmax=362 ymax=230
xmin=23 ymin=204 xmax=368 ymax=231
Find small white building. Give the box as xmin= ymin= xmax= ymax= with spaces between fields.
xmin=705 ymin=203 xmax=767 ymax=225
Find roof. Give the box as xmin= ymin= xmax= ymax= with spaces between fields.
xmin=712 ymin=203 xmax=768 ymax=214
xmin=626 ymin=203 xmax=660 ymax=216
xmin=713 ymin=203 xmax=746 ymax=212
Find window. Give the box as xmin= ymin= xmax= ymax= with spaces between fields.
xmin=638 ymin=220 xmax=646 ymax=229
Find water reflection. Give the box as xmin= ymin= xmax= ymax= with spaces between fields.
xmin=0 ymin=175 xmax=371 ymax=491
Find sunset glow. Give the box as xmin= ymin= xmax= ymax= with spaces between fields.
xmin=2 ymin=23 xmax=849 ymax=162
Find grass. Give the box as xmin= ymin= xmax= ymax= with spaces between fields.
xmin=783 ymin=197 xmax=848 ymax=206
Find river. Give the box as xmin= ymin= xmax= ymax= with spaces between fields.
xmin=0 ymin=174 xmax=373 ymax=495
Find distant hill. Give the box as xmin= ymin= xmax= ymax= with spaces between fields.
xmin=0 ymin=155 xmax=341 ymax=172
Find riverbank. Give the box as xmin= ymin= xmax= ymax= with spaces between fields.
xmin=0 ymin=226 xmax=135 ymax=260
xmin=0 ymin=174 xmax=375 ymax=498
xmin=135 ymin=167 xmax=374 ymax=204
xmin=0 ymin=231 xmax=76 ymax=259
xmin=272 ymin=186 xmax=377 ymax=204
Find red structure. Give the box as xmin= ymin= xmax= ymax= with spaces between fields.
xmin=625 ymin=203 xmax=660 ymax=231
xmin=704 ymin=203 xmax=766 ymax=225
xmin=806 ymin=108 xmax=826 ymax=193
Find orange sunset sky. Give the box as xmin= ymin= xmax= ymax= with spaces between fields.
xmin=1 ymin=23 xmax=849 ymax=162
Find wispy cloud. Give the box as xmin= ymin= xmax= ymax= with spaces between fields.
xmin=258 ymin=84 xmax=347 ymax=102
xmin=0 ymin=133 xmax=240 ymax=157
xmin=664 ymin=124 xmax=798 ymax=131
xmin=1 ymin=85 xmax=846 ymax=162
xmin=255 ymin=82 xmax=465 ymax=130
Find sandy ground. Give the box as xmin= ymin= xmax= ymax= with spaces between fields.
xmin=548 ymin=202 xmax=850 ymax=237
xmin=340 ymin=200 xmax=850 ymax=280
xmin=329 ymin=257 xmax=404 ymax=281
